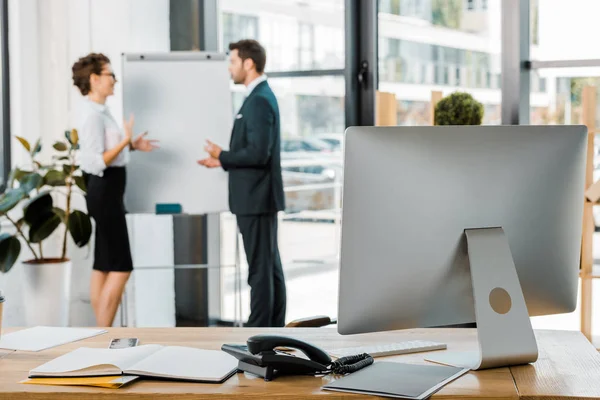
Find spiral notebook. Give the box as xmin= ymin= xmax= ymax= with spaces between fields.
xmin=323 ymin=362 xmax=469 ymax=400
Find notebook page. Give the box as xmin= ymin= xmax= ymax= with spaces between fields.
xmin=126 ymin=346 xmax=238 ymax=382
xmin=30 ymin=345 xmax=163 ymax=377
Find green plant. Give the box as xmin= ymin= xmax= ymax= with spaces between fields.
xmin=0 ymin=129 xmax=92 ymax=273
xmin=434 ymin=92 xmax=484 ymax=126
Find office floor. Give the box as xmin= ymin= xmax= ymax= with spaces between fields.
xmin=221 ymin=215 xmax=600 ymax=339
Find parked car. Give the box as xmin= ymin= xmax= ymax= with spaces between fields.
xmin=314 ymin=133 xmax=344 ymax=152
xmin=281 ymin=137 xmax=334 ymax=153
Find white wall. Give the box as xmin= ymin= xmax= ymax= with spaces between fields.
xmin=2 ymin=0 xmax=170 ymax=327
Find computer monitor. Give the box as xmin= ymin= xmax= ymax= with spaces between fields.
xmin=337 ymin=125 xmax=587 ymax=370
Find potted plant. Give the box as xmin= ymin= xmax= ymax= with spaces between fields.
xmin=0 ymin=129 xmax=92 ymax=326
xmin=434 ymin=92 xmax=484 ymax=125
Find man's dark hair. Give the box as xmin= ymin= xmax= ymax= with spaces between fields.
xmin=229 ymin=39 xmax=267 ymax=74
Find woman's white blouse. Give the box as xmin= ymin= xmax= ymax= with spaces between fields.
xmin=77 ymin=98 xmax=129 ymax=176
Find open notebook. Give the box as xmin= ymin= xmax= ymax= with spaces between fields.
xmin=29 ymin=344 xmax=238 ymax=383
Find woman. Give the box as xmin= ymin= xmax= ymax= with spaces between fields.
xmin=72 ymin=53 xmax=158 ymax=327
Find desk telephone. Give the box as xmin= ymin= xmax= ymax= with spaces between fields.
xmin=221 ymin=334 xmax=373 ymax=381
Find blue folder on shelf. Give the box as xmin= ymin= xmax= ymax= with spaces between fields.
xmin=155 ymin=203 xmax=182 ymax=214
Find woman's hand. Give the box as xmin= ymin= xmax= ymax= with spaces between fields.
xmin=123 ymin=114 xmax=135 ymax=142
xmin=132 ymin=132 xmax=159 ymax=152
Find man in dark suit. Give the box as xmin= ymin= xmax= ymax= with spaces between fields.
xmin=198 ymin=39 xmax=286 ymax=327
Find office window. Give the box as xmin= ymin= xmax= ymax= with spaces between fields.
xmin=466 ymin=0 xmax=475 ymax=10
xmin=530 ymin=0 xmax=539 ymax=45
xmin=530 ymin=0 xmax=600 ymax=61
xmin=296 ymin=93 xmax=344 ymax=136
xmin=218 ymin=0 xmax=345 ymax=324
xmin=528 ymin=1 xmax=600 ymax=126
xmin=220 ymin=0 xmax=343 ymax=71
xmin=539 ymin=78 xmax=546 ymax=93
xmin=379 ymin=0 xmax=500 ymax=126
xmin=298 ymin=23 xmax=315 ymax=70
xmin=222 ymin=13 xmax=260 ymax=50
xmin=380 ymin=38 xmax=494 ymax=90
xmin=380 ymin=0 xmax=402 ymax=15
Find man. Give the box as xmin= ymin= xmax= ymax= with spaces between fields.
xmin=198 ymin=39 xmax=286 ymax=327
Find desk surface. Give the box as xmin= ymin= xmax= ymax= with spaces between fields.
xmin=0 ymin=327 xmax=598 ymax=399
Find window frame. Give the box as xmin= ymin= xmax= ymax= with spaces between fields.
xmin=0 ymin=0 xmax=10 ymax=190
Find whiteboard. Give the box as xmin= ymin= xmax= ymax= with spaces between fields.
xmin=122 ymin=52 xmax=231 ymax=214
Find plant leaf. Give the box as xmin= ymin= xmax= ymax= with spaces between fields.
xmin=64 ymin=130 xmax=71 ymax=143
xmin=28 ymin=211 xmax=61 ymax=243
xmin=53 ymin=207 xmax=66 ymax=223
xmin=31 ymin=138 xmax=42 ymax=156
xmin=62 ymin=164 xmax=74 ymax=176
xmin=0 ymin=189 xmax=25 ymax=214
xmin=53 ymin=141 xmax=68 ymax=151
xmin=68 ymin=210 xmax=92 ymax=247
xmin=19 ymin=173 xmax=43 ymax=194
xmin=15 ymin=136 xmax=31 ymax=152
xmin=0 ymin=233 xmax=21 ymax=273
xmin=23 ymin=191 xmax=53 ymax=225
xmin=8 ymin=168 xmax=29 ymax=188
xmin=74 ymin=176 xmax=87 ymax=192
xmin=44 ymin=170 xmax=66 ymax=186
xmin=70 ymin=129 xmax=79 ymax=146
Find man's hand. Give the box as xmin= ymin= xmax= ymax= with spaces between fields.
xmin=132 ymin=132 xmax=159 ymax=152
xmin=197 ymin=157 xmax=221 ymax=168
xmin=204 ymin=140 xmax=222 ymax=159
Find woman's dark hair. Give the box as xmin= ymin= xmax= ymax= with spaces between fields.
xmin=229 ymin=40 xmax=267 ymax=73
xmin=72 ymin=53 xmax=111 ymax=96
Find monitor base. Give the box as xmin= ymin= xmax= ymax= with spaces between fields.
xmin=426 ymin=227 xmax=538 ymax=370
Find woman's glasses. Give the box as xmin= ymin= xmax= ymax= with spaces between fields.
xmin=100 ymin=72 xmax=117 ymax=80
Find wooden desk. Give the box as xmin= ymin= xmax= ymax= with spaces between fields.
xmin=0 ymin=328 xmax=598 ymax=399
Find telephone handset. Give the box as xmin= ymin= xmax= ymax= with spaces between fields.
xmin=221 ymin=334 xmax=373 ymax=381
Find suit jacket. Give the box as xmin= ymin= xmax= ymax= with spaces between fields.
xmin=219 ymin=80 xmax=285 ymax=216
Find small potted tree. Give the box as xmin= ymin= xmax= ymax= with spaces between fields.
xmin=434 ymin=92 xmax=484 ymax=125
xmin=0 ymin=129 xmax=92 ymax=326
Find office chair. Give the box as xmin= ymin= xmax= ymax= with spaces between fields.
xmin=285 ymin=315 xmax=337 ymax=328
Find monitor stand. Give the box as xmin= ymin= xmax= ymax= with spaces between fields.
xmin=425 ymin=227 xmax=538 ymax=370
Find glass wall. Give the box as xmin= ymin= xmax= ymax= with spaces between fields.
xmin=220 ymin=1 xmax=344 ymax=71
xmin=218 ymin=0 xmax=345 ymax=323
xmin=529 ymin=0 xmax=600 ymax=125
xmin=378 ymin=0 xmax=504 ymax=125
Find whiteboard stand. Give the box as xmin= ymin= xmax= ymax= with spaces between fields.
xmin=122 ymin=51 xmax=231 ymax=215
xmin=234 ymin=226 xmax=243 ymax=327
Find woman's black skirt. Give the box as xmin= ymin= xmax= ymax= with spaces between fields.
xmin=84 ymin=167 xmax=133 ymax=272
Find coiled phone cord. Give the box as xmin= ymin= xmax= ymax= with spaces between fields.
xmin=329 ymin=353 xmax=374 ymax=374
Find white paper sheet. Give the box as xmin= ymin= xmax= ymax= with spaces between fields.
xmin=0 ymin=327 xmax=107 ymax=352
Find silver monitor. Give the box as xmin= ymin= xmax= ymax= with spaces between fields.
xmin=337 ymin=125 xmax=587 ymax=369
